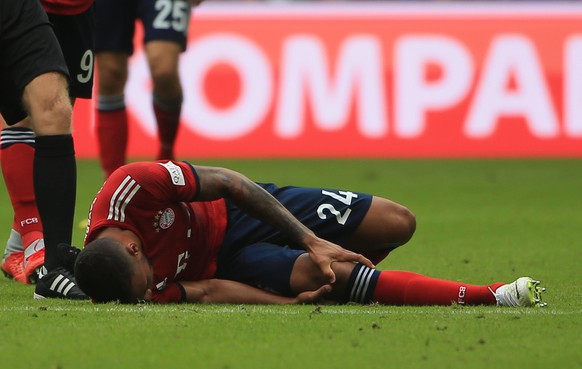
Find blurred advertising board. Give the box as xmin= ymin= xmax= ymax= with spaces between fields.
xmin=73 ymin=2 xmax=582 ymax=158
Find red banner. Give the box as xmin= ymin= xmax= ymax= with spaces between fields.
xmin=73 ymin=2 xmax=582 ymax=158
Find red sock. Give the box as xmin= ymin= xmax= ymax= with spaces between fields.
xmin=96 ymin=108 xmax=128 ymax=178
xmin=153 ymin=102 xmax=181 ymax=160
xmin=372 ymin=270 xmax=504 ymax=306
xmin=0 ymin=129 xmax=44 ymax=245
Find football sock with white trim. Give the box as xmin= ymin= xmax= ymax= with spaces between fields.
xmin=0 ymin=128 xmax=44 ymax=247
xmin=346 ymin=264 xmax=505 ymax=306
xmin=345 ymin=264 xmax=381 ymax=304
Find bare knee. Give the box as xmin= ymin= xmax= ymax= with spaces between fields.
xmin=97 ymin=52 xmax=128 ymax=94
xmin=32 ymin=102 xmax=71 ymax=135
xmin=389 ymin=203 xmax=416 ymax=246
xmin=22 ymin=73 xmax=72 ymax=135
xmin=146 ymin=41 xmax=182 ymax=100
xmin=349 ymin=197 xmax=416 ymax=253
xmin=150 ymin=67 xmax=182 ymax=100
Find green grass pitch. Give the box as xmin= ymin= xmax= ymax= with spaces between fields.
xmin=0 ymin=159 xmax=581 ymax=369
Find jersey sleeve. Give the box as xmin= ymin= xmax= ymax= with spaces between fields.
xmin=84 ymin=160 xmax=200 ymax=245
xmin=116 ymin=161 xmax=200 ymax=203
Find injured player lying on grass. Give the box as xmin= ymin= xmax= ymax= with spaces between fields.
xmin=69 ymin=160 xmax=546 ymax=307
xmin=73 ymin=239 xmax=546 ymax=307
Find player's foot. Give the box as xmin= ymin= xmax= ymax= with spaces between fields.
xmin=23 ymin=239 xmax=45 ymax=284
xmin=34 ymin=266 xmax=89 ymax=300
xmin=493 ymin=277 xmax=547 ymax=307
xmin=1 ymin=251 xmax=28 ymax=284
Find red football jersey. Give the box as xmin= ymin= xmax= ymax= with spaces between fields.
xmin=41 ymin=0 xmax=94 ymax=15
xmin=84 ymin=161 xmax=227 ymax=300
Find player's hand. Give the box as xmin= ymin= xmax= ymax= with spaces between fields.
xmin=144 ymin=288 xmax=153 ymax=302
xmin=293 ymin=284 xmax=332 ymax=304
xmin=306 ymin=237 xmax=375 ymax=284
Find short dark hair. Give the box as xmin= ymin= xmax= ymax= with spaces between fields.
xmin=74 ymin=238 xmax=136 ymax=304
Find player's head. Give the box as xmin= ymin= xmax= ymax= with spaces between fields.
xmin=74 ymin=237 xmax=153 ymax=303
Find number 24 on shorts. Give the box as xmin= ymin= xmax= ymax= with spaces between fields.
xmin=317 ymin=190 xmax=358 ymax=225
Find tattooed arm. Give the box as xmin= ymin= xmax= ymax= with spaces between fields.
xmin=192 ymin=165 xmax=374 ymax=283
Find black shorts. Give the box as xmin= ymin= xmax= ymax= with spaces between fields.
xmin=0 ymin=0 xmax=69 ymax=125
xmin=95 ymin=0 xmax=191 ymax=54
xmin=47 ymin=4 xmax=96 ymax=99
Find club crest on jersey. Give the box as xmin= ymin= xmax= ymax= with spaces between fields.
xmin=155 ymin=208 xmax=175 ymax=231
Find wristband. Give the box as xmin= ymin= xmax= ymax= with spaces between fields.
xmin=176 ymin=282 xmax=187 ymax=302
xmin=152 ymin=282 xmax=186 ymax=303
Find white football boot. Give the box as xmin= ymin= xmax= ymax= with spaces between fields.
xmin=492 ymin=277 xmax=547 ymax=307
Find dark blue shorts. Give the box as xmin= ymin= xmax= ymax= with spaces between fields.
xmin=95 ymin=0 xmax=191 ymax=54
xmin=215 ymin=183 xmax=373 ymax=296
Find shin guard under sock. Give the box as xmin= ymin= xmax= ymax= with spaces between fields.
xmin=371 ymin=270 xmax=502 ymax=306
xmin=33 ymin=134 xmax=76 ymax=270
xmin=1 ymin=128 xmax=43 ymax=237
xmin=96 ymin=95 xmax=128 ymax=178
xmin=345 ymin=265 xmax=502 ymax=306
xmin=153 ymin=94 xmax=181 ymax=160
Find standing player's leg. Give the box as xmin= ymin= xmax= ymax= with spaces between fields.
xmin=1 ymin=5 xmax=96 ymax=289
xmin=32 ymin=5 xmax=96 ymax=299
xmin=94 ymin=0 xmax=133 ymax=178
xmin=23 ymin=74 xmax=74 ymax=248
xmin=145 ymin=40 xmax=183 ymax=161
xmin=22 ymin=71 xmax=85 ymax=299
xmin=0 ymin=0 xmax=87 ymax=298
xmin=95 ymin=51 xmax=130 ymax=178
xmin=141 ymin=0 xmax=191 ymax=161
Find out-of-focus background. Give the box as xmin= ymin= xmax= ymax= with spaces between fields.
xmin=72 ymin=0 xmax=582 ymax=160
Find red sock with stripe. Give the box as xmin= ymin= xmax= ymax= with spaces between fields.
xmin=346 ymin=265 xmax=503 ymax=306
xmin=0 ymin=128 xmax=44 ymax=244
